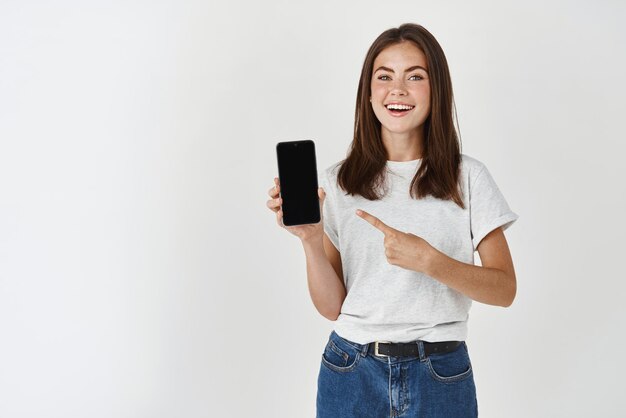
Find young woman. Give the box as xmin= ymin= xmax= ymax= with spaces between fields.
xmin=266 ymin=23 xmax=518 ymax=418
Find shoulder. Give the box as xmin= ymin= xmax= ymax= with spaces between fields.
xmin=461 ymin=153 xmax=486 ymax=172
xmin=324 ymin=160 xmax=342 ymax=176
xmin=319 ymin=161 xmax=343 ymax=188
xmin=460 ymin=153 xmax=487 ymax=183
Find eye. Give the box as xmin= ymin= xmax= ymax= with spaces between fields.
xmin=377 ymin=75 xmax=391 ymax=80
xmin=409 ymin=75 xmax=424 ymax=81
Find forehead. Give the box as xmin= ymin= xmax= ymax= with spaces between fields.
xmin=373 ymin=41 xmax=428 ymax=70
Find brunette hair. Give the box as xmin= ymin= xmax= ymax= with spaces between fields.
xmin=336 ymin=23 xmax=464 ymax=208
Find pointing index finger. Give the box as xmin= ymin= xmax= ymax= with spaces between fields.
xmin=356 ymin=209 xmax=394 ymax=235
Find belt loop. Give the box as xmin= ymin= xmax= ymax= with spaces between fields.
xmin=417 ymin=340 xmax=427 ymax=362
xmin=361 ymin=342 xmax=370 ymax=358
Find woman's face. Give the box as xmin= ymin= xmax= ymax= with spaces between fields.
xmin=370 ymin=41 xmax=431 ymax=138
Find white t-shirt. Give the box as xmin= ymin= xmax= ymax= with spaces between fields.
xmin=318 ymin=154 xmax=518 ymax=344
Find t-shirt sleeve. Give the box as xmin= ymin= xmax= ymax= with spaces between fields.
xmin=319 ymin=169 xmax=340 ymax=251
xmin=469 ymin=164 xmax=519 ymax=251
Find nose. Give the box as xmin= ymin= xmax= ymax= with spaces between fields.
xmin=390 ymin=78 xmax=408 ymax=96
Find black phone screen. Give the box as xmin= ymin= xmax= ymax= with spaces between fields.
xmin=275 ymin=140 xmax=320 ymax=226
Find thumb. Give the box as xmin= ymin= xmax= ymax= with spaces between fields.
xmin=318 ymin=187 xmax=326 ymax=204
xmin=318 ymin=187 xmax=326 ymax=220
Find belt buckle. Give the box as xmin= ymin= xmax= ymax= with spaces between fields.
xmin=374 ymin=341 xmax=391 ymax=357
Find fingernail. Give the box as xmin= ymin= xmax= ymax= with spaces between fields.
xmin=356 ymin=210 xmax=362 ymax=216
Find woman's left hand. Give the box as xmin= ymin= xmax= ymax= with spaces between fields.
xmin=356 ymin=209 xmax=435 ymax=273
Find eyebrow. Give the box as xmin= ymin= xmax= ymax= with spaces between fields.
xmin=374 ymin=65 xmax=428 ymax=74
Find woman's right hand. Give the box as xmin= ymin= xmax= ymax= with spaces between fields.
xmin=267 ymin=177 xmax=326 ymax=243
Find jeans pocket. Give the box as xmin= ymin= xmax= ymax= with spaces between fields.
xmin=321 ymin=334 xmax=361 ymax=373
xmin=426 ymin=342 xmax=473 ymax=383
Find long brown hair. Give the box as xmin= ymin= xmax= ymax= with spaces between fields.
xmin=336 ymin=23 xmax=464 ymax=209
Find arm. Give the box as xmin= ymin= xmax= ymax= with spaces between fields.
xmin=424 ymin=227 xmax=517 ymax=307
xmin=355 ymin=209 xmax=517 ymax=307
xmin=302 ymin=233 xmax=346 ymax=321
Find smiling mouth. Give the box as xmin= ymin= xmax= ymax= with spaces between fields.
xmin=385 ymin=103 xmax=415 ymax=115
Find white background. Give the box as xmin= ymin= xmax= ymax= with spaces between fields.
xmin=1 ymin=0 xmax=625 ymax=417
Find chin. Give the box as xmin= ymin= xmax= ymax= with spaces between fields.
xmin=384 ymin=124 xmax=420 ymax=134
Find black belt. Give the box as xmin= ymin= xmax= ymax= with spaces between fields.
xmin=370 ymin=340 xmax=462 ymax=358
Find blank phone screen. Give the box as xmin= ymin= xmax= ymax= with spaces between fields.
xmin=275 ymin=140 xmax=320 ymax=226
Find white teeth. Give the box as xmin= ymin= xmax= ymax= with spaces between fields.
xmin=386 ymin=104 xmax=414 ymax=110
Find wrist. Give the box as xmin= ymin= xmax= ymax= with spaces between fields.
xmin=423 ymin=245 xmax=442 ymax=277
xmin=301 ymin=235 xmax=324 ymax=251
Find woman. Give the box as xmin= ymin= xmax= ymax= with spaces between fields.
xmin=266 ymin=23 xmax=518 ymax=418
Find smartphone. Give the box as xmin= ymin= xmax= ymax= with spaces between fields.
xmin=275 ymin=140 xmax=320 ymax=226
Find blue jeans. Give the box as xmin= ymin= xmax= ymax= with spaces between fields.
xmin=316 ymin=330 xmax=478 ymax=417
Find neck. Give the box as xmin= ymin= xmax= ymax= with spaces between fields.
xmin=381 ymin=127 xmax=425 ymax=161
